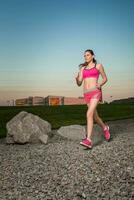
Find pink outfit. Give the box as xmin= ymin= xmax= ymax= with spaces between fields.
xmin=84 ymin=88 xmax=102 ymax=104
xmin=82 ymin=63 xmax=103 ymax=104
xmin=83 ymin=64 xmax=100 ymax=80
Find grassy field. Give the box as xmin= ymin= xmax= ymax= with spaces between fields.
xmin=0 ymin=103 xmax=134 ymax=138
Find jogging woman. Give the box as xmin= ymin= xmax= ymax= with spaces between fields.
xmin=75 ymin=49 xmax=111 ymax=148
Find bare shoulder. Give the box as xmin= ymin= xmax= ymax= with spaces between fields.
xmin=96 ymin=63 xmax=104 ymax=71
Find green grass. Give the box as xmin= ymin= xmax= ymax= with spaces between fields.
xmin=0 ymin=103 xmax=134 ymax=138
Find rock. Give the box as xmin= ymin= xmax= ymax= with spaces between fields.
xmin=38 ymin=134 xmax=48 ymax=144
xmin=6 ymin=111 xmax=51 ymax=144
xmin=6 ymin=136 xmax=14 ymax=144
xmin=57 ymin=124 xmax=86 ymax=141
xmin=57 ymin=124 xmax=103 ymax=144
xmin=82 ymin=192 xmax=86 ymax=199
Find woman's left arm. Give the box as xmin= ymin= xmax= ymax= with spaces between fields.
xmin=97 ymin=63 xmax=108 ymax=88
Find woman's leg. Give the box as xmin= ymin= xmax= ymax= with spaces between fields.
xmin=93 ymin=107 xmax=111 ymax=141
xmin=86 ymin=98 xmax=100 ymax=140
xmin=93 ymin=108 xmax=106 ymax=129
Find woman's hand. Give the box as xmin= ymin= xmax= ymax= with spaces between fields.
xmin=75 ymin=67 xmax=84 ymax=86
xmin=75 ymin=72 xmax=81 ymax=86
xmin=75 ymin=72 xmax=79 ymax=81
xmin=75 ymin=67 xmax=84 ymax=80
xmin=96 ymin=82 xmax=102 ymax=90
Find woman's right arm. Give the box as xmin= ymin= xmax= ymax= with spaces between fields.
xmin=75 ymin=67 xmax=84 ymax=87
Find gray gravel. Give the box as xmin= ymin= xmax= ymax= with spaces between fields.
xmin=0 ymin=118 xmax=134 ymax=200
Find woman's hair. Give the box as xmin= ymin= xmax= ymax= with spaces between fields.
xmin=78 ymin=49 xmax=97 ymax=69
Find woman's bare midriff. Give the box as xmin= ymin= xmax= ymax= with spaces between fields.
xmin=83 ymin=77 xmax=98 ymax=90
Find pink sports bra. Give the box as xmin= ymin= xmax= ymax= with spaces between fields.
xmin=83 ymin=63 xmax=100 ymax=80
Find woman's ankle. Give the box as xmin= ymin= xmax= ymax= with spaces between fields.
xmin=87 ymin=137 xmax=92 ymax=141
xmin=102 ymin=123 xmax=107 ymax=130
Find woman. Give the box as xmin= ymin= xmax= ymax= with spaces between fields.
xmin=75 ymin=49 xmax=111 ymax=149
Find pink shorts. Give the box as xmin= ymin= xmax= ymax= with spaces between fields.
xmin=83 ymin=86 xmax=103 ymax=104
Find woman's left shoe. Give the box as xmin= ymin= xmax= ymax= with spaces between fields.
xmin=103 ymin=124 xmax=111 ymax=141
xmin=80 ymin=138 xmax=93 ymax=148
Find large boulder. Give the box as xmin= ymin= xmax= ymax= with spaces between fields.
xmin=6 ymin=111 xmax=51 ymax=144
xmin=57 ymin=124 xmax=86 ymax=141
xmin=57 ymin=124 xmax=104 ymax=144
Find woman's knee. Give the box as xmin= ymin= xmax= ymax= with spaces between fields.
xmin=86 ymin=99 xmax=99 ymax=118
xmin=86 ymin=110 xmax=94 ymax=118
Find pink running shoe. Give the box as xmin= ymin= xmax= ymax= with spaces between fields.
xmin=80 ymin=138 xmax=93 ymax=148
xmin=103 ymin=124 xmax=111 ymax=141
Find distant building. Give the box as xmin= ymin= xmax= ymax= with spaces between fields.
xmin=44 ymin=95 xmax=85 ymax=105
xmin=15 ymin=98 xmax=29 ymax=106
xmin=44 ymin=95 xmax=64 ymax=106
xmin=15 ymin=94 xmax=108 ymax=106
xmin=15 ymin=96 xmax=44 ymax=106
xmin=63 ymin=96 xmax=85 ymax=105
xmin=27 ymin=96 xmax=33 ymax=106
xmin=32 ymin=96 xmax=44 ymax=105
xmin=15 ymin=95 xmax=86 ymax=106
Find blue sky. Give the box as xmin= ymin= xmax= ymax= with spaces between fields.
xmin=0 ymin=0 xmax=134 ymax=104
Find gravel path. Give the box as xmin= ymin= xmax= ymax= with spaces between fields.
xmin=0 ymin=118 xmax=134 ymax=200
